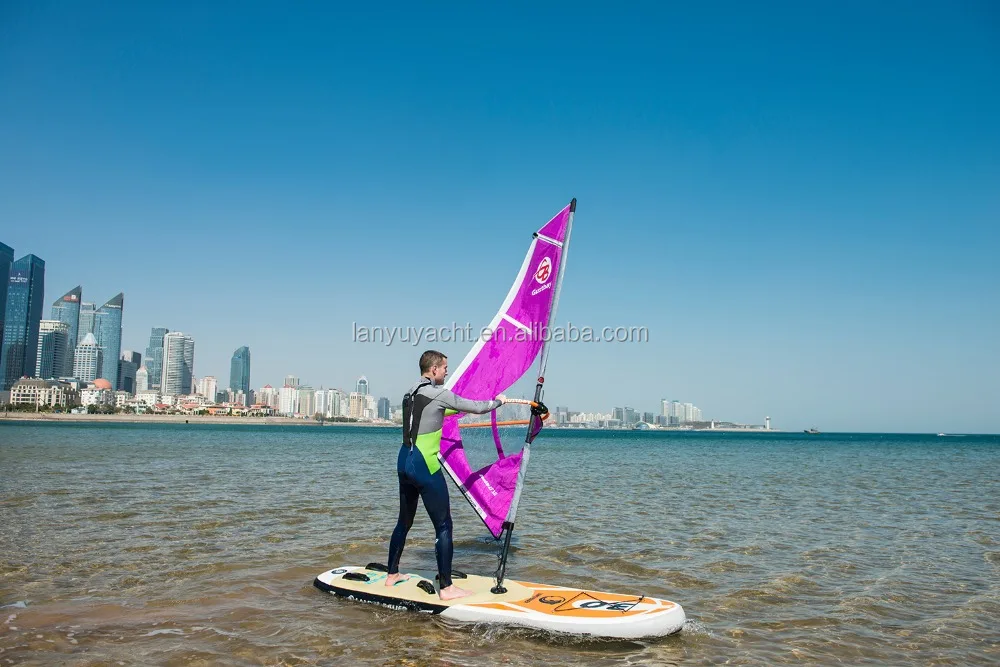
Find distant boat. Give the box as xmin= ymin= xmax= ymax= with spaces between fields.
xmin=804 ymin=428 xmax=820 ymax=434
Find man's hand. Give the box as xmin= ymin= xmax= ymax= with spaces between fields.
xmin=496 ymin=394 xmax=508 ymax=404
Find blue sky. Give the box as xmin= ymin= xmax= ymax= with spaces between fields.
xmin=1 ymin=1 xmax=997 ymax=432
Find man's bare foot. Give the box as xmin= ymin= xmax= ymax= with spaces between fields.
xmin=438 ymin=584 xmax=473 ymax=601
xmin=384 ymin=573 xmax=405 ymax=586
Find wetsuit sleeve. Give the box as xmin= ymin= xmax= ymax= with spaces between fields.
xmin=436 ymin=389 xmax=501 ymax=415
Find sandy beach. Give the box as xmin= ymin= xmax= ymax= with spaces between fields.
xmin=0 ymin=412 xmax=389 ymax=426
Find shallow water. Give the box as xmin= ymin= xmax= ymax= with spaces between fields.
xmin=1 ymin=423 xmax=998 ymax=665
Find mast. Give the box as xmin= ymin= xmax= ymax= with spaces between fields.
xmin=492 ymin=198 xmax=575 ymax=594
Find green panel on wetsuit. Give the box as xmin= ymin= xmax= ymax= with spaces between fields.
xmin=414 ymin=430 xmax=443 ymax=474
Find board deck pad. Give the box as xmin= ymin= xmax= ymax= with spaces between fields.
xmin=314 ymin=565 xmax=685 ymax=639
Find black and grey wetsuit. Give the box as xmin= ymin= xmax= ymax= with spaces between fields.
xmin=387 ymin=378 xmax=500 ymax=588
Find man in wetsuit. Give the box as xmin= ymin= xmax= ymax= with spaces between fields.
xmin=385 ymin=349 xmax=506 ymax=600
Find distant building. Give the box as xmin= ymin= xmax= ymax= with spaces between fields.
xmin=9 ymin=378 xmax=79 ymax=407
xmin=77 ymin=302 xmax=96 ymax=345
xmin=35 ymin=320 xmax=70 ymax=379
xmin=314 ymin=388 xmax=328 ymax=417
xmin=228 ymin=389 xmax=248 ymax=407
xmin=73 ymin=333 xmax=103 ymax=382
xmin=229 ymin=346 xmax=251 ymax=397
xmin=326 ymin=389 xmax=344 ymax=418
xmin=135 ymin=389 xmax=161 ymax=407
xmin=135 ymin=366 xmax=150 ymax=392
xmin=50 ymin=286 xmax=82 ymax=374
xmin=642 ymin=411 xmax=655 ymax=424
xmin=278 ymin=385 xmax=298 ymax=415
xmin=256 ymin=385 xmax=279 ymax=409
xmin=555 ymin=406 xmax=569 ymax=425
xmin=144 ymin=327 xmax=169 ymax=390
xmin=298 ymin=386 xmax=315 ymax=416
xmin=160 ymin=332 xmax=195 ymax=396
xmin=284 ymin=375 xmax=299 ymax=388
xmin=356 ymin=376 xmax=369 ymax=395
xmin=80 ymin=379 xmax=114 ymax=407
xmin=349 ymin=391 xmax=376 ymax=419
xmin=93 ymin=293 xmax=124 ymax=390
xmin=118 ymin=350 xmax=141 ymax=395
xmin=377 ymin=396 xmax=390 ymax=420
xmin=196 ymin=376 xmax=218 ymax=401
xmin=0 ymin=254 xmax=45 ymax=391
xmin=0 ymin=242 xmax=13 ymax=357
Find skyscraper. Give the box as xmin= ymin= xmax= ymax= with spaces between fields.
xmin=118 ymin=350 xmax=142 ymax=394
xmin=73 ymin=333 xmax=103 ymax=383
xmin=284 ymin=375 xmax=299 ymax=388
xmin=313 ymin=388 xmax=328 ymax=417
xmin=160 ymin=332 xmax=195 ymax=395
xmin=0 ymin=242 xmax=14 ymax=357
xmin=77 ymin=302 xmax=96 ymax=345
xmin=50 ymin=286 xmax=82 ymax=374
xmin=144 ymin=327 xmax=169 ymax=390
xmin=377 ymin=396 xmax=391 ymax=420
xmin=196 ymin=376 xmax=217 ymax=401
xmin=356 ymin=376 xmax=369 ymax=395
xmin=229 ymin=346 xmax=251 ymax=396
xmin=298 ymin=386 xmax=315 ymax=416
xmin=135 ymin=366 xmax=149 ymax=392
xmin=93 ymin=293 xmax=124 ymax=388
xmin=35 ymin=320 xmax=70 ymax=379
xmin=0 ymin=254 xmax=45 ymax=391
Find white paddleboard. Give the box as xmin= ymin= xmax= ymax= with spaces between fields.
xmin=314 ymin=565 xmax=685 ymax=639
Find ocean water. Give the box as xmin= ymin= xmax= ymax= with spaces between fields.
xmin=1 ymin=423 xmax=998 ymax=665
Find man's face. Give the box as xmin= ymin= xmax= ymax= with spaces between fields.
xmin=430 ymin=359 xmax=448 ymax=383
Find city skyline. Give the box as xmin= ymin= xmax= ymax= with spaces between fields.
xmin=1 ymin=3 xmax=997 ymax=432
xmin=0 ymin=258 xmax=987 ymax=430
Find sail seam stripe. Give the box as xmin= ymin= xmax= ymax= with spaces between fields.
xmin=501 ymin=313 xmax=531 ymax=333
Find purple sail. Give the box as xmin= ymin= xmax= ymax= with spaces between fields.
xmin=439 ymin=202 xmax=573 ymax=538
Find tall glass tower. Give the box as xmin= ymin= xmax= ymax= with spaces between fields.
xmin=51 ymin=286 xmax=82 ymax=375
xmin=0 ymin=242 xmax=13 ymax=355
xmin=229 ymin=346 xmax=251 ymax=396
xmin=0 ymin=254 xmax=45 ymax=391
xmin=161 ymin=332 xmax=195 ymax=395
xmin=144 ymin=327 xmax=169 ymax=390
xmin=93 ymin=293 xmax=124 ymax=388
xmin=77 ymin=302 xmax=96 ymax=345
xmin=36 ymin=320 xmax=70 ymax=378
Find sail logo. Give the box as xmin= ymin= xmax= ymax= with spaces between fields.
xmin=534 ymin=257 xmax=552 ymax=283
xmin=479 ymin=474 xmax=498 ymax=497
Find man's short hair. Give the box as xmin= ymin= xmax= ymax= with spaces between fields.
xmin=419 ymin=350 xmax=447 ymax=374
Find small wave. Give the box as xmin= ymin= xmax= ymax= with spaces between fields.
xmin=680 ymin=619 xmax=713 ymax=636
xmin=191 ymin=625 xmax=240 ymax=638
xmin=2 ymin=601 xmax=27 ymax=609
xmin=144 ymin=628 xmax=184 ymax=636
xmin=435 ymin=616 xmax=649 ymax=647
xmin=705 ymin=559 xmax=753 ymax=574
xmin=94 ymin=511 xmax=139 ymax=521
